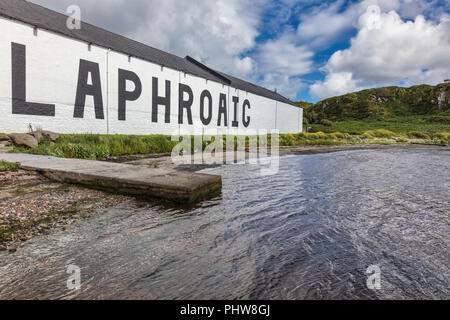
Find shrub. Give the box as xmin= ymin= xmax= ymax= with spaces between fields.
xmin=407 ymin=131 xmax=430 ymax=139
xmin=281 ymin=134 xmax=294 ymax=146
xmin=363 ymin=129 xmax=396 ymax=138
xmin=319 ymin=119 xmax=333 ymax=127
xmin=429 ymin=116 xmax=450 ymax=123
xmin=332 ymin=132 xmax=346 ymax=139
xmin=296 ymin=132 xmax=307 ymax=139
xmin=431 ymin=132 xmax=450 ymax=140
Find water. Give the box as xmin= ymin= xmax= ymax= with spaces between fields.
xmin=0 ymin=147 xmax=449 ymax=299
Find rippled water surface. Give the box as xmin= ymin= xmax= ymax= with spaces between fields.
xmin=1 ymin=147 xmax=449 ymax=299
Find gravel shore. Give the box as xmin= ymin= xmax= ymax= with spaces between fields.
xmin=0 ymin=170 xmax=131 ymax=251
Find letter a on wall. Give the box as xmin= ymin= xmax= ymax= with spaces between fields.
xmin=74 ymin=59 xmax=105 ymax=119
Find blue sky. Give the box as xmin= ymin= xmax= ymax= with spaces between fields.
xmin=250 ymin=0 xmax=450 ymax=102
xmin=32 ymin=0 xmax=450 ymax=102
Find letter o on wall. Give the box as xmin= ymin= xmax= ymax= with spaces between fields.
xmin=200 ymin=90 xmax=213 ymax=125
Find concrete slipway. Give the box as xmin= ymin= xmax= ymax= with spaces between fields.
xmin=0 ymin=153 xmax=222 ymax=203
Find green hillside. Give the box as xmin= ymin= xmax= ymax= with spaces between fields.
xmin=298 ymin=82 xmax=450 ymax=135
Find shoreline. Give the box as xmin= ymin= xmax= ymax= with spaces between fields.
xmin=106 ymin=143 xmax=449 ymax=170
xmin=0 ymin=170 xmax=131 ymax=251
xmin=1 ymin=143 xmax=448 ymax=251
xmin=279 ymin=143 xmax=449 ymax=156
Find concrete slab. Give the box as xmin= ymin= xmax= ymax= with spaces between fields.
xmin=0 ymin=153 xmax=221 ymax=203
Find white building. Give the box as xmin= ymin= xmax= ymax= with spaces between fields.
xmin=0 ymin=0 xmax=302 ymax=135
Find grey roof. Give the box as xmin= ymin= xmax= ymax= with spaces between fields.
xmin=0 ymin=0 xmax=298 ymax=106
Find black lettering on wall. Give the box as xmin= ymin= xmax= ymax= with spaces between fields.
xmin=200 ymin=90 xmax=212 ymax=126
xmin=74 ymin=59 xmax=104 ymax=119
xmin=178 ymin=83 xmax=193 ymax=125
xmin=152 ymin=77 xmax=171 ymax=123
xmin=232 ymin=96 xmax=239 ymax=127
xmin=11 ymin=43 xmax=55 ymax=116
xmin=217 ymin=93 xmax=228 ymax=127
xmin=243 ymin=99 xmax=251 ymax=127
xmin=118 ymin=69 xmax=142 ymax=121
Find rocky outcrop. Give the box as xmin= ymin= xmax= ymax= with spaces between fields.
xmin=42 ymin=131 xmax=60 ymax=142
xmin=4 ymin=131 xmax=60 ymax=150
xmin=7 ymin=133 xmax=38 ymax=148
xmin=370 ymin=94 xmax=389 ymax=103
xmin=437 ymin=90 xmax=447 ymax=110
xmin=31 ymin=131 xmax=43 ymax=143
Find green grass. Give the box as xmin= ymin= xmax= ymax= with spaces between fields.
xmin=11 ymin=134 xmax=179 ymax=160
xmin=0 ymin=160 xmax=20 ymax=171
xmin=301 ymin=82 xmax=450 ymax=122
xmin=8 ymin=129 xmax=449 ymax=161
xmin=308 ymin=116 xmax=450 ymax=135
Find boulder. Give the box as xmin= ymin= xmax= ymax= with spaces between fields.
xmin=0 ymin=136 xmax=11 ymax=142
xmin=31 ymin=130 xmax=43 ymax=143
xmin=42 ymin=131 xmax=60 ymax=142
xmin=8 ymin=133 xmax=38 ymax=148
xmin=0 ymin=140 xmax=12 ymax=147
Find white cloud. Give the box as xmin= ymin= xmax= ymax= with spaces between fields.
xmin=250 ymin=33 xmax=313 ymax=99
xmin=260 ymin=74 xmax=306 ymax=99
xmin=30 ymin=0 xmax=264 ymax=77
xmin=310 ymin=10 xmax=450 ymax=100
xmin=310 ymin=72 xmax=360 ymax=99
xmin=256 ymin=34 xmax=314 ymax=76
xmin=296 ymin=0 xmax=357 ymax=49
xmin=30 ymin=0 xmax=450 ymax=101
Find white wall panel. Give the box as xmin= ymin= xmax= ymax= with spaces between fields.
xmin=0 ymin=17 xmax=302 ymax=135
xmin=277 ymin=101 xmax=302 ymax=134
xmin=0 ymin=17 xmax=108 ymax=134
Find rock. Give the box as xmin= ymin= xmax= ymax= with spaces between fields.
xmin=0 ymin=141 xmax=12 ymax=147
xmin=8 ymin=133 xmax=38 ymax=148
xmin=437 ymin=91 xmax=447 ymax=110
xmin=42 ymin=131 xmax=60 ymax=142
xmin=31 ymin=130 xmax=43 ymax=143
xmin=0 ymin=136 xmax=11 ymax=142
xmin=50 ymin=142 xmax=55 ymax=146
xmin=7 ymin=244 xmax=18 ymax=253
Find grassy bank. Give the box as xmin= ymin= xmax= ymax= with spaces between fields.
xmin=3 ymin=130 xmax=448 ymax=161
xmin=280 ymin=130 xmax=449 ymax=146
xmin=0 ymin=160 xmax=20 ymax=171
xmin=298 ymin=82 xmax=449 ymax=141
xmin=11 ymin=134 xmax=179 ymax=160
xmin=307 ymin=115 xmax=450 ymax=135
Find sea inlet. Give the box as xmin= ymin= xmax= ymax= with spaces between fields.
xmin=0 ymin=147 xmax=448 ymax=299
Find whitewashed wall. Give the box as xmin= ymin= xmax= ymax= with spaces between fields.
xmin=0 ymin=16 xmax=302 ymax=135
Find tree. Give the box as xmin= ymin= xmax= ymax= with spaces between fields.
xmin=444 ymin=79 xmax=450 ymax=83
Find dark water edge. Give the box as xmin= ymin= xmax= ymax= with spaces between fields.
xmin=0 ymin=147 xmax=449 ymax=300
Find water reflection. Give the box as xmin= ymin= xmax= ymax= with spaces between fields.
xmin=0 ymin=147 xmax=448 ymax=299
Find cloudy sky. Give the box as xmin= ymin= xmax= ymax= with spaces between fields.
xmin=30 ymin=0 xmax=450 ymax=102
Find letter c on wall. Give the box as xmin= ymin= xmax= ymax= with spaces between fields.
xmin=242 ymin=99 xmax=250 ymax=127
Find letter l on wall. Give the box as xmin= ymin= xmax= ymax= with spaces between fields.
xmin=11 ymin=42 xmax=55 ymax=116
